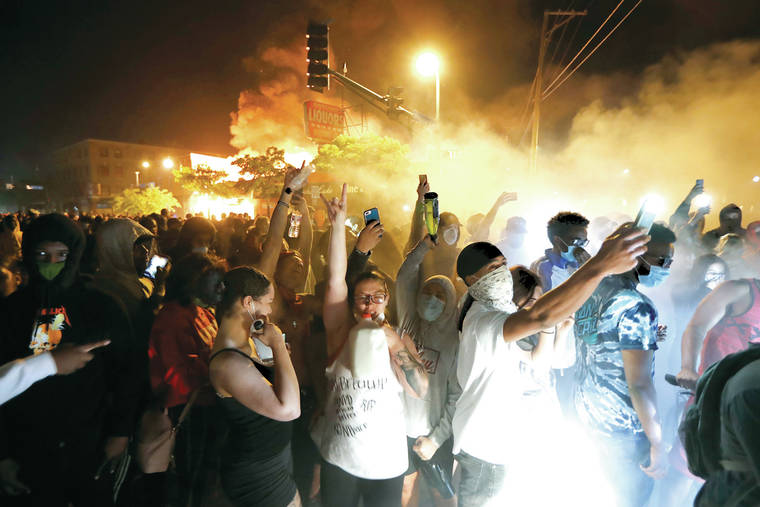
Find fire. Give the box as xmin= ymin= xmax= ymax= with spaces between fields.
xmin=184 ymin=148 xmax=315 ymax=219
xmin=188 ymin=192 xmax=257 ymax=219
xmin=189 ymin=152 xmax=249 ymax=182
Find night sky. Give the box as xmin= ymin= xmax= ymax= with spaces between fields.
xmin=2 ymin=0 xmax=759 ymax=178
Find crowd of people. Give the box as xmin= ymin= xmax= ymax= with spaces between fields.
xmin=0 ymin=169 xmax=759 ymax=507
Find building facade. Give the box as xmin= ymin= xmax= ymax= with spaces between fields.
xmin=47 ymin=138 xmax=190 ymax=213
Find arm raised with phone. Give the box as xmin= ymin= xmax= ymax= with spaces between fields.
xmin=501 ymin=226 xmax=649 ymax=342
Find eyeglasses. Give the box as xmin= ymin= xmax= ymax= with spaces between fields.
xmin=639 ymin=255 xmax=673 ymax=269
xmin=354 ymin=293 xmax=387 ymax=304
xmin=559 ymin=237 xmax=589 ymax=248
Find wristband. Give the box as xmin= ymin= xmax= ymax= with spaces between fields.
xmin=353 ymin=247 xmax=371 ymax=256
xmin=277 ymin=200 xmax=289 ymax=208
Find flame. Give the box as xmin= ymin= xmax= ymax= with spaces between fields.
xmin=188 ymin=192 xmax=257 ymax=219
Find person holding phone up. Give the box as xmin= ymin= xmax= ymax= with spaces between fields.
xmin=314 ymin=183 xmax=429 ymax=507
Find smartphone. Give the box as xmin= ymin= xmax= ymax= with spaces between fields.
xmin=419 ymin=174 xmax=428 ymax=185
xmin=363 ymin=207 xmax=380 ymax=225
xmin=696 ymin=178 xmax=703 ymax=187
xmin=634 ymin=201 xmax=656 ymax=234
xmin=144 ymin=255 xmax=168 ymax=279
xmin=251 ymin=318 xmax=274 ymax=365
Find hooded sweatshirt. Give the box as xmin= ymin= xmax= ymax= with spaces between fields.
xmin=0 ymin=214 xmax=142 ymax=467
xmin=703 ymin=204 xmax=746 ymax=251
xmin=94 ymin=218 xmax=155 ymax=347
xmin=396 ymin=239 xmax=461 ymax=447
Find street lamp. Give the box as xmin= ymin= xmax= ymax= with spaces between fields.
xmin=415 ymin=52 xmax=440 ymax=122
xmin=162 ymin=157 xmax=174 ymax=170
xmin=142 ymin=161 xmax=150 ymax=169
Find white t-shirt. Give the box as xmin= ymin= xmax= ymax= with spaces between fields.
xmin=452 ymin=301 xmax=525 ymax=465
xmin=316 ymin=343 xmax=408 ymax=479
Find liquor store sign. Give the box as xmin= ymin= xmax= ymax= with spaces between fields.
xmin=303 ymin=101 xmax=345 ymax=144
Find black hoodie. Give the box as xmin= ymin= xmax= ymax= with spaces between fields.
xmin=0 ymin=214 xmax=142 ymax=469
xmin=703 ymin=204 xmax=746 ymax=251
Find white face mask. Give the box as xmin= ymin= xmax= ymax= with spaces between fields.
xmin=192 ymin=246 xmax=209 ymax=255
xmin=442 ymin=226 xmax=459 ymax=246
xmin=704 ymin=268 xmax=726 ymax=290
xmin=467 ymin=265 xmax=518 ymax=314
xmin=419 ymin=294 xmax=445 ymax=322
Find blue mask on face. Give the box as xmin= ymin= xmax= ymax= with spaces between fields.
xmin=560 ymin=245 xmax=577 ymax=263
xmin=639 ymin=265 xmax=670 ymax=287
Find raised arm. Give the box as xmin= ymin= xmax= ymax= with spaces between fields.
xmin=669 ymin=181 xmax=702 ymax=228
xmin=472 ymin=192 xmax=516 ymax=243
xmin=501 ymin=227 xmax=649 ymax=342
xmin=678 ymin=280 xmax=749 ymax=385
xmin=396 ymin=235 xmax=434 ymax=328
xmin=405 ymin=179 xmax=430 ymax=255
xmin=257 ymin=164 xmax=309 ymax=280
xmin=321 ymin=184 xmax=352 ymax=358
xmin=291 ymin=193 xmax=313 ymax=284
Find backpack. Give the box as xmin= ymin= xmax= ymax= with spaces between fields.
xmin=679 ymin=346 xmax=760 ymax=479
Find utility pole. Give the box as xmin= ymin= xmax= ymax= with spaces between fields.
xmin=529 ymin=9 xmax=586 ymax=173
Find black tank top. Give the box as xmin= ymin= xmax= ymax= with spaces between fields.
xmin=209 ymin=348 xmax=292 ymax=460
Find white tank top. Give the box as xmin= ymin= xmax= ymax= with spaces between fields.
xmin=316 ymin=337 xmax=408 ymax=479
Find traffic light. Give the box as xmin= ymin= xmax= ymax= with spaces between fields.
xmin=306 ymin=22 xmax=329 ymax=92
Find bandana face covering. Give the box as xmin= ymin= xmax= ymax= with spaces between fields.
xmin=467 ymin=265 xmax=518 ymax=314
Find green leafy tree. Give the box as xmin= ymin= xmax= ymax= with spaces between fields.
xmin=172 ymin=163 xmax=235 ymax=197
xmin=112 ymin=187 xmax=180 ymax=216
xmin=231 ymin=147 xmax=294 ymax=198
xmin=311 ymin=133 xmax=417 ymax=221
xmin=312 ymin=133 xmax=412 ymax=181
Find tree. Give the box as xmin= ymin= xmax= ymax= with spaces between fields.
xmin=112 ymin=187 xmax=180 ymax=216
xmin=231 ymin=147 xmax=294 ymax=198
xmin=311 ymin=133 xmax=418 ymax=221
xmin=312 ymin=133 xmax=413 ymax=181
xmin=173 ymin=163 xmax=235 ymax=197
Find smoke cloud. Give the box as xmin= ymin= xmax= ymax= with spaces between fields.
xmin=228 ymin=6 xmax=760 ymax=238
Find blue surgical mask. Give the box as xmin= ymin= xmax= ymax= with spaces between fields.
xmin=639 ymin=265 xmax=670 ymax=287
xmin=419 ymin=295 xmax=445 ymax=322
xmin=560 ymin=245 xmax=577 ymax=263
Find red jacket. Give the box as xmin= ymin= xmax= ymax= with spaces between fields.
xmin=148 ymin=302 xmax=218 ymax=408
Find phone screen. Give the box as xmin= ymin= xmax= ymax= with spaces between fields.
xmin=144 ymin=255 xmax=168 ymax=279
xmin=633 ymin=204 xmax=656 ymax=234
xmin=363 ymin=207 xmax=380 ymax=225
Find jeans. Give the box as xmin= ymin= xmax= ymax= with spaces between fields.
xmin=455 ymin=451 xmax=507 ymax=507
xmin=596 ymin=433 xmax=654 ymax=507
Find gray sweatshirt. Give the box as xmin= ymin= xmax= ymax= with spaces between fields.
xmin=396 ymin=239 xmax=462 ymax=447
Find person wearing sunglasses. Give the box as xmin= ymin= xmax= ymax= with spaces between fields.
xmin=530 ymin=211 xmax=590 ymax=418
xmin=574 ymin=223 xmax=676 ymax=507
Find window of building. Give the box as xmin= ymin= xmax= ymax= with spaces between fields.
xmin=114 ymin=148 xmax=122 ymax=158
xmin=100 ymin=147 xmax=109 ymax=157
xmin=98 ymin=164 xmax=110 ymax=177
xmin=114 ymin=165 xmax=124 ymax=177
xmin=103 ymin=185 xmax=111 ymax=195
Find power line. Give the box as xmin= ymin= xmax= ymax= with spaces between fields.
xmin=543 ymin=0 xmax=644 ymax=100
xmin=541 ymin=0 xmax=626 ymax=96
